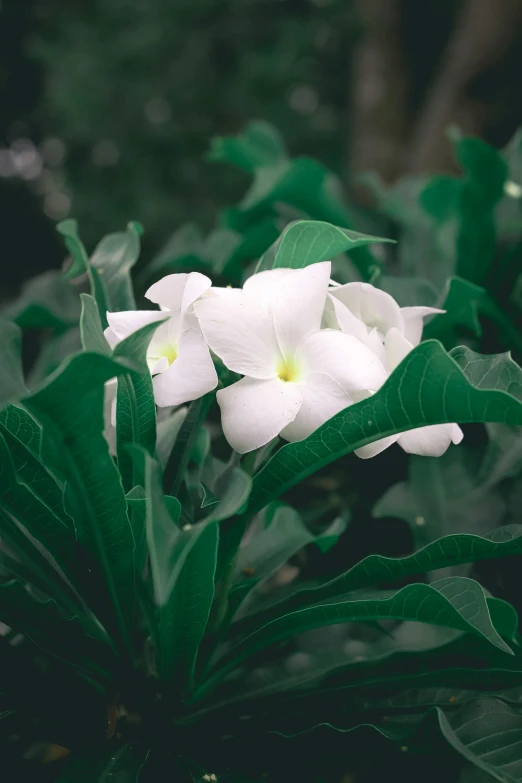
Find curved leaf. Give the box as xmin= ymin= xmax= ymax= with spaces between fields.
xmin=232 ymin=526 xmax=522 ymax=635
xmin=437 ymin=697 xmax=522 ymax=783
xmin=22 ymin=352 xmax=141 ymax=654
xmin=257 ymin=220 xmax=391 ymax=272
xmin=80 ymin=294 xmax=110 ymax=355
xmin=202 ymin=578 xmax=513 ymax=696
xmin=90 ymin=221 xmax=142 ymax=312
xmin=249 ymin=341 xmax=522 ymax=515
xmin=56 ymin=741 xmax=150 ymax=782
xmin=0 ymin=320 xmax=26 ymax=407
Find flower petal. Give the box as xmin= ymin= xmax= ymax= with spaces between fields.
xmin=217 ymin=376 xmax=302 ymax=453
xmin=194 ymin=289 xmax=280 ymax=379
xmin=145 ymin=272 xmax=211 ymax=314
xmin=152 ymin=328 xmax=218 ymax=407
xmin=383 ymin=327 xmax=414 ymax=373
xmin=104 ymin=326 xmax=119 ymax=349
xmin=280 ymin=372 xmax=352 ymax=442
xmin=401 ymin=306 xmax=445 ymax=346
xmin=354 ymin=435 xmax=400 ymax=459
xmin=331 ymin=282 xmax=405 ymax=335
xmin=272 ymin=261 xmax=331 ymax=356
xmin=106 ymin=310 xmax=167 ymax=341
xmin=298 ymin=329 xmax=388 ymax=393
xmin=243 ymin=268 xmax=292 ymax=309
xmin=397 ymin=423 xmax=461 ymax=457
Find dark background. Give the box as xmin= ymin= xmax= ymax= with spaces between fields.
xmin=2 ymin=0 xmax=522 ymax=297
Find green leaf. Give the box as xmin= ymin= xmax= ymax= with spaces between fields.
xmin=57 ymin=219 xmax=109 ymax=328
xmin=156 ymin=407 xmax=188 ymax=469
xmin=80 ymin=294 xmax=111 ymax=355
xmin=377 ymin=275 xmax=438 ymax=308
xmin=209 ymin=120 xmax=288 ymax=172
xmin=373 ymin=447 xmax=505 ymax=547
xmin=56 ymin=741 xmax=150 ymax=782
xmin=423 ymin=276 xmax=484 ymax=346
xmin=0 ymin=402 xmax=41 ymax=456
xmin=90 ymin=221 xmax=142 ymax=311
xmin=233 ymin=526 xmax=522 ymax=634
xmin=112 ymin=320 xmax=166 ymax=492
xmin=257 ymin=220 xmax=391 ymax=273
xmin=22 ymin=352 xmax=141 ymax=654
xmin=248 ymin=341 xmax=522 ymax=515
xmin=1 ymin=270 xmax=80 ymax=332
xmin=163 ymin=393 xmax=214 ymax=496
xmin=437 ymin=697 xmax=522 ymax=783
xmin=203 ymin=578 xmax=513 ymax=695
xmin=0 ymin=320 xmax=26 ymax=407
xmin=207 ymin=465 xmax=252 ymax=523
xmin=140 ymin=450 xmax=219 ymax=681
xmin=480 ymin=423 xmax=522 ymax=489
xmin=0 ymin=580 xmax=113 ymax=682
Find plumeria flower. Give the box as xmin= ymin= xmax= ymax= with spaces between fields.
xmin=194 ymin=261 xmax=388 ymax=453
xmin=326 ymin=284 xmax=463 ymax=459
xmin=105 ymin=272 xmax=218 ymax=407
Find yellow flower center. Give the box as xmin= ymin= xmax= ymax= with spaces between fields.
xmin=276 ymin=355 xmax=301 ymax=383
xmin=151 ymin=342 xmax=178 ymax=367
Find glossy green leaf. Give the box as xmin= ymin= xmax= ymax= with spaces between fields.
xmin=22 ymin=352 xmax=140 ymax=653
xmin=0 ymin=402 xmax=41 ymax=456
xmin=374 ymin=447 xmax=505 ymax=547
xmin=249 ymin=341 xmax=522 ymax=515
xmin=0 ymin=320 xmax=26 ymax=407
xmin=56 ymin=741 xmax=150 ymax=782
xmin=58 ymin=219 xmax=109 ymax=329
xmin=80 ymin=294 xmax=110 ymax=355
xmin=207 ymin=465 xmax=252 ymax=523
xmin=233 ymin=526 xmax=522 ymax=635
xmin=1 ymin=270 xmax=80 ymax=332
xmin=437 ymin=697 xmax=522 ymax=783
xmin=90 ymin=221 xmax=142 ymax=311
xmin=112 ymin=320 xmax=165 ymax=492
xmin=423 ymin=276 xmax=484 ymax=345
xmin=257 ymin=220 xmax=391 ymax=273
xmin=204 ymin=578 xmax=513 ymax=695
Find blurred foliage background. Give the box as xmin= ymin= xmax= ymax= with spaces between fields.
xmin=2 ymin=0 xmax=522 ymax=298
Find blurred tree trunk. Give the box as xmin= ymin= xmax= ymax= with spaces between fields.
xmin=348 ymin=0 xmax=522 ymax=190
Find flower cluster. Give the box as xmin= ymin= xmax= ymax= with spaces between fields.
xmin=106 ymin=263 xmax=463 ymax=457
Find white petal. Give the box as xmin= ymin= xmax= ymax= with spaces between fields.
xmin=452 ymin=424 xmax=464 ymax=444
xmin=181 ymin=272 xmax=213 ymax=314
xmin=325 ymin=294 xmax=369 ymax=341
xmin=272 ymin=262 xmax=331 ymax=356
xmin=280 ymin=372 xmax=352 ymax=442
xmin=354 ymin=435 xmax=400 ymax=459
xmin=243 ymin=268 xmax=292 ymax=309
xmin=146 ymin=273 xmax=188 ymax=311
xmin=398 ymin=423 xmax=458 ymax=457
xmin=194 ymin=289 xmax=280 ymax=379
xmin=104 ymin=326 xmax=119 ymax=349
xmin=297 ymin=329 xmax=388 ymax=393
xmin=106 ymin=310 xmax=166 ymax=341
xmin=217 ymin=376 xmax=302 ymax=453
xmin=152 ymin=328 xmax=218 ymax=407
xmin=331 ymin=282 xmax=405 ymax=335
xmin=401 ymin=306 xmax=445 ymax=346
xmin=383 ymin=327 xmax=414 ymax=373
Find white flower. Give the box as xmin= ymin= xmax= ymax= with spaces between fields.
xmin=327 ymin=283 xmax=463 ymax=459
xmin=194 ymin=262 xmax=388 ymax=453
xmin=105 ymin=272 xmax=218 ymax=407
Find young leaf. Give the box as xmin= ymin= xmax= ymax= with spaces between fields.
xmin=55 ymin=741 xmax=150 ymax=782
xmin=57 ymin=219 xmax=109 ymax=328
xmin=90 ymin=221 xmax=142 ymax=311
xmin=249 ymin=341 xmax=522 ymax=515
xmin=203 ymin=578 xmax=513 ymax=695
xmin=257 ymin=220 xmax=392 ymax=273
xmin=0 ymin=320 xmax=26 ymax=407
xmin=22 ymin=352 xmax=141 ymax=654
